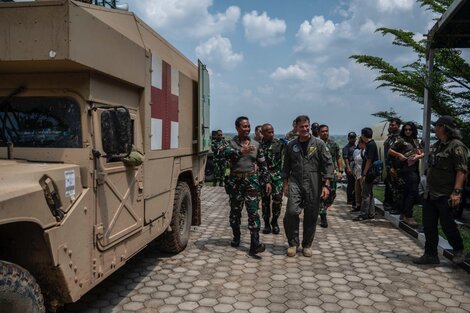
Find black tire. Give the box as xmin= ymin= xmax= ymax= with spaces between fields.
xmin=156 ymin=181 xmax=193 ymax=253
xmin=0 ymin=260 xmax=45 ymax=313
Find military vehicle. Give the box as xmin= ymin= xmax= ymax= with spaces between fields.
xmin=0 ymin=1 xmax=211 ymax=312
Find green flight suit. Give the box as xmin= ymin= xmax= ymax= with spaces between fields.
xmin=282 ymin=136 xmax=334 ymax=248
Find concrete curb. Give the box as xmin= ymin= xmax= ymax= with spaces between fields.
xmin=374 ymin=198 xmax=470 ymax=273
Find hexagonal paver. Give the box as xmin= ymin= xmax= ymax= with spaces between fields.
xmin=59 ymin=188 xmax=470 ymax=313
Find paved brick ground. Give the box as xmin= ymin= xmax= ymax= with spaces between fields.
xmin=60 ymin=187 xmax=470 ymax=313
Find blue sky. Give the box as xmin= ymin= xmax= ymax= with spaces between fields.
xmin=125 ymin=0 xmax=440 ymax=135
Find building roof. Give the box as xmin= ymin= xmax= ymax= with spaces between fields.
xmin=427 ymin=0 xmax=470 ymax=48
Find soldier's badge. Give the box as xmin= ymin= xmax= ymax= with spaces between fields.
xmin=293 ymin=144 xmax=300 ymax=153
xmin=307 ymin=146 xmax=317 ymax=157
xmin=455 ymin=146 xmax=465 ymax=157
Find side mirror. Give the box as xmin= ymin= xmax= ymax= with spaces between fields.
xmin=101 ymin=107 xmax=132 ymax=159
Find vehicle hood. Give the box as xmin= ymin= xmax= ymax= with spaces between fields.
xmin=0 ymin=160 xmax=82 ymax=213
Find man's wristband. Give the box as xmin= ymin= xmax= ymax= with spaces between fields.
xmin=453 ymin=188 xmax=463 ymax=195
xmin=323 ymin=185 xmax=331 ymax=190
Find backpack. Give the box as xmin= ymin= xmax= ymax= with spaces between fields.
xmin=372 ymin=159 xmax=384 ymax=178
xmin=365 ymin=159 xmax=383 ymax=184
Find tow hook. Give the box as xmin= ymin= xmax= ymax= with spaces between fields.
xmin=39 ymin=175 xmax=65 ymax=222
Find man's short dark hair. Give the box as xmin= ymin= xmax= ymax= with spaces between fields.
xmin=262 ymin=123 xmax=272 ymax=131
xmin=295 ymin=115 xmax=310 ymax=125
xmin=361 ymin=127 xmax=373 ymax=139
xmin=255 ymin=125 xmax=262 ymax=131
xmin=235 ymin=116 xmax=249 ymax=128
xmin=389 ymin=117 xmax=402 ymax=126
xmin=318 ymin=124 xmax=328 ymax=131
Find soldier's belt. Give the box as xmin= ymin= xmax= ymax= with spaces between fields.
xmin=231 ymin=171 xmax=256 ymax=178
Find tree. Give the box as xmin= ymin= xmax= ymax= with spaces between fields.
xmin=350 ymin=0 xmax=470 ymax=145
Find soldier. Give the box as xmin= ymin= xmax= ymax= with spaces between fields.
xmin=318 ymin=124 xmax=343 ymax=228
xmin=223 ymin=116 xmax=272 ymax=255
xmin=311 ymin=122 xmax=320 ymax=138
xmin=383 ymin=118 xmax=401 ymax=212
xmin=285 ymin=119 xmax=298 ymax=141
xmin=260 ymin=123 xmax=285 ymax=235
xmin=343 ymin=132 xmax=357 ymax=208
xmin=282 ymin=115 xmax=334 ymax=257
xmin=211 ymin=130 xmax=228 ymax=187
xmin=254 ymin=125 xmax=263 ymax=142
xmin=413 ymin=116 xmax=468 ymax=265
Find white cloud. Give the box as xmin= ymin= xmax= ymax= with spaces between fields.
xmin=195 ymin=35 xmax=243 ymax=69
xmin=360 ymin=19 xmax=379 ymax=34
xmin=377 ymin=0 xmax=414 ymax=13
xmin=270 ymin=64 xmax=309 ymax=80
xmin=324 ymin=67 xmax=350 ymax=90
xmin=242 ymin=11 xmax=286 ymax=46
xmin=136 ymin=0 xmax=240 ymax=38
xmin=294 ymin=16 xmax=336 ymax=53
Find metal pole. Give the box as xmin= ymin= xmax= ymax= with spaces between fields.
xmin=422 ymin=48 xmax=434 ymax=171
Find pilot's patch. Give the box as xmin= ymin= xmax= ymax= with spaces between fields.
xmin=307 ymin=146 xmax=317 ymax=157
xmin=293 ymin=144 xmax=300 ymax=153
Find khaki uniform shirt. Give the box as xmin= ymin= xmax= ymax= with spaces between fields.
xmin=426 ymin=138 xmax=468 ymax=199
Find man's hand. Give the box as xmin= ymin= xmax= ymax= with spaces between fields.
xmin=321 ymin=186 xmax=330 ymax=200
xmin=283 ymin=182 xmax=289 ymax=197
xmin=449 ymin=193 xmax=462 ymax=208
xmin=265 ymin=183 xmax=272 ymax=194
xmin=360 ymin=176 xmax=365 ymax=184
xmin=337 ymin=172 xmax=343 ymax=181
xmin=240 ymin=142 xmax=255 ymax=154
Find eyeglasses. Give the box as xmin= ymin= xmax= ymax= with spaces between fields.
xmin=403 ymin=128 xmax=412 ymax=131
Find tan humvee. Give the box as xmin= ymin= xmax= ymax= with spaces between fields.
xmin=0 ymin=1 xmax=211 ymax=312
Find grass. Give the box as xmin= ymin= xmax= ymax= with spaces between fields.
xmin=373 ymin=185 xmax=470 ymax=251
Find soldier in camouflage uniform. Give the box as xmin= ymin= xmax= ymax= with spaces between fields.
xmin=283 ymin=115 xmax=334 ymax=257
xmin=260 ymin=123 xmax=285 ymax=235
xmin=223 ymin=116 xmax=272 ymax=255
xmin=285 ymin=119 xmax=298 ymax=141
xmin=383 ymin=118 xmax=401 ymax=212
xmin=318 ymin=124 xmax=343 ymax=228
xmin=211 ymin=130 xmax=228 ymax=187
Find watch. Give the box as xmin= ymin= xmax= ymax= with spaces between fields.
xmin=453 ymin=188 xmax=463 ymax=194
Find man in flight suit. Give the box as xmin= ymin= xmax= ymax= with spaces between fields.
xmin=282 ymin=115 xmax=334 ymax=257
xmin=223 ymin=116 xmax=272 ymax=255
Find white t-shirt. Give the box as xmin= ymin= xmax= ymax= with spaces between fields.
xmin=352 ymin=148 xmax=364 ymax=180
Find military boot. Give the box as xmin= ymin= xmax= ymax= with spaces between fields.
xmin=262 ymin=218 xmax=271 ymax=234
xmin=271 ymin=218 xmax=280 ymax=234
xmin=231 ymin=227 xmax=241 ymax=247
xmin=249 ymin=233 xmax=265 ymax=255
xmin=320 ymin=213 xmax=328 ymax=228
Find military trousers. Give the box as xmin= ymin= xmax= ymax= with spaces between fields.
xmin=226 ymin=175 xmax=261 ymax=239
xmin=213 ymin=158 xmax=226 ymax=183
xmin=261 ymin=177 xmax=283 ymax=223
xmin=284 ymin=182 xmax=320 ymax=248
xmin=423 ymin=197 xmax=463 ymax=256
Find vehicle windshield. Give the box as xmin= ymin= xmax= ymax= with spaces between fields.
xmin=0 ymin=97 xmax=82 ymax=148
